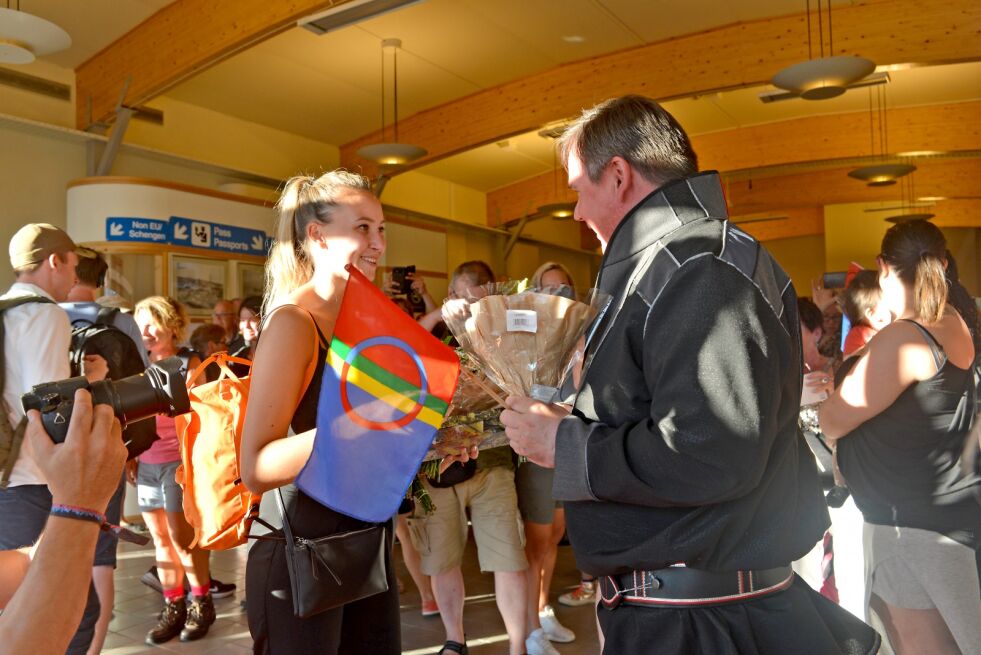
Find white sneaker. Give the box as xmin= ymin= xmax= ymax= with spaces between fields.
xmin=538 ymin=605 xmax=575 ymax=642
xmin=525 ymin=628 xmax=560 ymax=655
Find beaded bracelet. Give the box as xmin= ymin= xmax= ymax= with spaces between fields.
xmin=50 ymin=503 xmax=150 ymax=545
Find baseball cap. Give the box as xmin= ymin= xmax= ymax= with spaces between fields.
xmin=9 ymin=223 xmax=92 ymax=270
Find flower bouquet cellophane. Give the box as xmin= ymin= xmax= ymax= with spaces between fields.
xmin=442 ymin=281 xmax=609 ymax=405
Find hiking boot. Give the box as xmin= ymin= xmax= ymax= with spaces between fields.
xmin=539 ymin=604 xmax=575 ymax=642
xmin=557 ymin=579 xmax=597 ymax=607
xmin=145 ymin=598 xmax=186 ymax=645
xmin=180 ymin=594 xmax=216 ymax=642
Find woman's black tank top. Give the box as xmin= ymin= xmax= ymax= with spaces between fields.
xmin=837 ymin=319 xmax=980 ymax=546
xmin=258 ymin=318 xmax=371 ymax=537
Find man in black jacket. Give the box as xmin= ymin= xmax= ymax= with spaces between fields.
xmin=502 ymin=96 xmax=879 ymax=653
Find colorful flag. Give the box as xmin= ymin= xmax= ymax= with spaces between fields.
xmin=296 ymin=265 xmax=460 ymax=522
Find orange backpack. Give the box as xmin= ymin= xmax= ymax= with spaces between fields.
xmin=174 ymin=353 xmax=259 ymax=550
xmin=174 ymin=312 xmax=320 ymax=550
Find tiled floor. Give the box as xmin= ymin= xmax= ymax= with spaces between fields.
xmin=100 ymin=534 xmax=601 ymax=654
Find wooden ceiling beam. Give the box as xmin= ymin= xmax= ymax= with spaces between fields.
xmin=726 ymin=158 xmax=981 ymax=215
xmin=487 ymin=102 xmax=981 ymax=226
xmin=74 ymin=0 xmax=353 ymax=130
xmin=731 ymin=207 xmax=825 ymax=242
xmin=340 ymin=0 xmax=981 ymax=176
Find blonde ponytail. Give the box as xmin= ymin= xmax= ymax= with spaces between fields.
xmin=263 ymin=171 xmax=372 ymax=313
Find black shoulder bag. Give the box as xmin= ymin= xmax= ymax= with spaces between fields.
xmin=268 ymin=489 xmax=389 ymax=618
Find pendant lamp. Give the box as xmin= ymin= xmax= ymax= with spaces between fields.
xmin=357 ymin=38 xmax=427 ymax=167
xmin=0 ymin=4 xmax=71 ymax=64
xmin=770 ymin=0 xmax=874 ymax=100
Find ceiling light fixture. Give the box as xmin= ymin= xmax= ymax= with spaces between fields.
xmin=538 ymin=202 xmax=576 ymax=220
xmin=849 ymin=85 xmax=915 ymax=186
xmin=300 ymin=0 xmax=424 ymax=35
xmin=356 ymin=38 xmax=427 ymax=168
xmin=0 ymin=3 xmax=71 ymax=64
xmin=883 ymin=169 xmax=933 ymax=224
xmin=770 ymin=0 xmax=875 ymax=100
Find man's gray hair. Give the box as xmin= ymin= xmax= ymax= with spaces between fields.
xmin=558 ymin=95 xmax=698 ymax=187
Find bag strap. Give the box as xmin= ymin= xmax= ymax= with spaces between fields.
xmin=275 ymin=487 xmax=297 ymax=544
xmin=0 ymin=418 xmax=28 ymax=489
xmin=185 ymin=351 xmax=254 ymax=388
xmin=94 ymin=305 xmax=119 ymax=326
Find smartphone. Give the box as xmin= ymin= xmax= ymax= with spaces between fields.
xmin=822 ymin=271 xmax=847 ymax=289
xmin=391 ymin=265 xmax=415 ymax=294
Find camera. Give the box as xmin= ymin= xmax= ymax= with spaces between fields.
xmin=392 ymin=265 xmax=415 ymax=294
xmin=22 ymin=356 xmax=190 ymax=448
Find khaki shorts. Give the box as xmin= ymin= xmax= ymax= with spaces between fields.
xmin=407 ymin=466 xmax=527 ymax=576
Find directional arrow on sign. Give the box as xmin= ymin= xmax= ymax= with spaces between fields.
xmin=251 ymin=235 xmax=264 ymax=250
xmin=173 ymin=223 xmax=188 ymax=240
xmin=109 ymin=223 xmax=124 ymax=237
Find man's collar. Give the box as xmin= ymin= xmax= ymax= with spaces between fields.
xmin=601 ymin=171 xmax=728 ymax=266
xmin=8 ymin=281 xmax=56 ymax=301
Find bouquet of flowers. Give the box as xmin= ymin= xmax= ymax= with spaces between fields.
xmin=428 ymin=352 xmax=506 ymax=458
xmin=443 ymin=281 xmax=609 ymax=404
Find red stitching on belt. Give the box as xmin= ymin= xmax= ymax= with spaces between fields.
xmin=609 ymin=572 xmax=794 ymax=608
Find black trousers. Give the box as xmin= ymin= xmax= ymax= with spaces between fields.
xmin=246 ymin=522 xmax=401 ymax=655
xmin=597 ymin=575 xmax=880 ymax=655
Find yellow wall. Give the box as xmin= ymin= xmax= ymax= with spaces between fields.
xmin=763 ymin=234 xmax=827 ymax=297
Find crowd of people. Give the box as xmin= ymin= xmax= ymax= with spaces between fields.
xmin=0 ymin=94 xmax=978 ymax=655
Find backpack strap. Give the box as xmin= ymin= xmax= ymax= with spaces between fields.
xmin=94 ymin=305 xmax=120 ymax=326
xmin=0 ymin=295 xmax=55 ymax=488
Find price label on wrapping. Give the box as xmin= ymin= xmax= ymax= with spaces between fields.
xmin=506 ymin=310 xmax=538 ymax=333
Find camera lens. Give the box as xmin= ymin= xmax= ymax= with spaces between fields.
xmin=111 ymin=356 xmax=190 ymax=425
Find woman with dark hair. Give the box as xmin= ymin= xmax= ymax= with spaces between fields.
xmin=820 ymin=221 xmax=981 ymax=653
xmin=232 ymin=295 xmax=262 ymax=361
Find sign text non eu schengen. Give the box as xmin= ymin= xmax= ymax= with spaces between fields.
xmin=106 ymin=217 xmax=168 ymax=243
xmin=169 ymin=216 xmax=268 ymax=256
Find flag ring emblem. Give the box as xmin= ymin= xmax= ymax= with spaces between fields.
xmin=339 ymin=336 xmax=430 ymax=430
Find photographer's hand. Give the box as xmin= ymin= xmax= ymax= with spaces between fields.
xmin=0 ymin=390 xmax=126 ymax=655
xmin=409 ymin=273 xmax=438 ymax=313
xmin=25 ymin=388 xmax=125 ymax=510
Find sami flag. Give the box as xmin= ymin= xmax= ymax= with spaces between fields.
xmin=295 ymin=265 xmax=460 ymax=522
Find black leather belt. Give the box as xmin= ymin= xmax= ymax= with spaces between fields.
xmin=599 ymin=565 xmax=794 ymax=609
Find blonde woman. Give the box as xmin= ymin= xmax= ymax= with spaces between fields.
xmin=131 ymin=296 xmax=214 ymax=644
xmin=241 ymin=171 xmax=402 ymax=654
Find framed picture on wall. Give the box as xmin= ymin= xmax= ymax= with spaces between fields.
xmin=170 ymin=255 xmax=227 ymax=316
xmin=237 ymin=262 xmax=265 ymax=299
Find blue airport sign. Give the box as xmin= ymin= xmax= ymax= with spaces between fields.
xmin=106 ymin=217 xmax=168 ymax=243
xmin=169 ymin=216 xmax=267 ymax=256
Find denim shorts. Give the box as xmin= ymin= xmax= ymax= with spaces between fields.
xmin=136 ymin=460 xmax=183 ymax=512
xmin=0 ymin=484 xmax=51 ymax=550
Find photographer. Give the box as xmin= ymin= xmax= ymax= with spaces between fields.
xmin=0 ymin=223 xmax=107 ymax=654
xmin=0 ymin=389 xmax=127 ymax=655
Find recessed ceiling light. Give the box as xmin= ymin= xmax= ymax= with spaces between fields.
xmin=918 ymin=196 xmax=947 ymax=202
xmin=896 ymin=150 xmax=944 ymax=157
xmin=562 ymin=35 xmax=585 ymax=44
